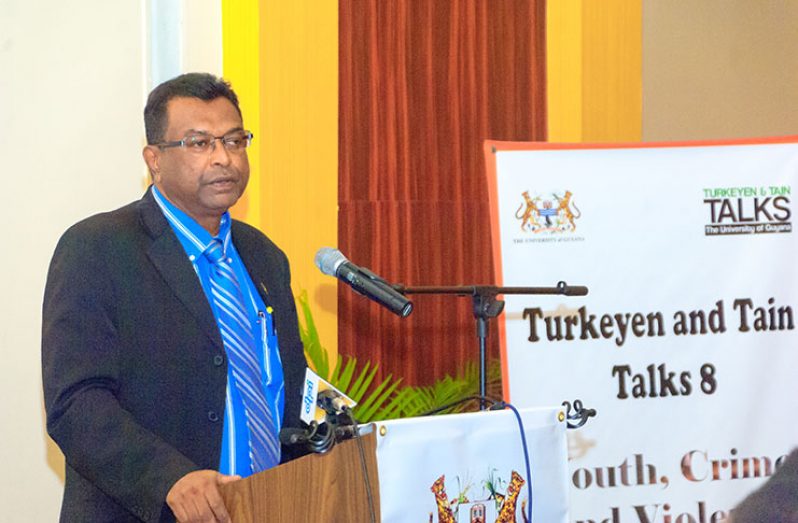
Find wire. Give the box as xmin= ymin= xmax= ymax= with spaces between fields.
xmin=352 ymin=425 xmax=377 ymax=523
xmin=305 ymin=420 xmax=335 ymax=453
xmin=421 ymin=397 xmax=534 ymax=521
xmin=494 ymin=402 xmax=534 ymax=523
xmin=338 ymin=407 xmax=377 ymax=523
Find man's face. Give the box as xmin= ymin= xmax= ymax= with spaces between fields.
xmin=145 ymin=96 xmax=249 ymax=231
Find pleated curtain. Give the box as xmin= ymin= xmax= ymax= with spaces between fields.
xmin=338 ymin=0 xmax=547 ymax=387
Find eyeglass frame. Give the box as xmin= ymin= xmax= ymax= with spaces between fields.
xmin=153 ymin=130 xmax=254 ymax=153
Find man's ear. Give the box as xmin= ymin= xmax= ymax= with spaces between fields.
xmin=142 ymin=145 xmax=162 ymax=182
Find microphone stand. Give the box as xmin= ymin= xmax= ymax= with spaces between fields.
xmin=393 ymin=282 xmax=588 ymax=410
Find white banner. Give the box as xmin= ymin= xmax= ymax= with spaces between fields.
xmin=375 ymin=407 xmax=569 ymax=523
xmin=485 ymin=138 xmax=798 ymax=523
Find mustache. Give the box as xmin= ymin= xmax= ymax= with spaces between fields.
xmin=204 ymin=170 xmax=241 ymax=183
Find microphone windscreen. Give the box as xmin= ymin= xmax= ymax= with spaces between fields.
xmin=314 ymin=247 xmax=348 ymax=276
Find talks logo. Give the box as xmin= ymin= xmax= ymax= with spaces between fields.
xmin=703 ymin=185 xmax=792 ymax=236
xmin=515 ymin=190 xmax=581 ymax=234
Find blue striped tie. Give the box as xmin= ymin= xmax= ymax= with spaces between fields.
xmin=205 ymin=239 xmax=280 ymax=473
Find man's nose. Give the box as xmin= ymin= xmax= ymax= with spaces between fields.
xmin=208 ymin=138 xmax=232 ymax=166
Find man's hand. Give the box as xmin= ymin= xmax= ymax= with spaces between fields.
xmin=166 ymin=469 xmax=241 ymax=522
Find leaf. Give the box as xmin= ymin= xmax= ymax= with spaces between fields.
xmin=330 ymin=354 xmax=344 ymax=383
xmin=294 ymin=290 xmax=504 ymax=423
xmin=296 ymin=290 xmax=330 ymax=380
xmin=335 ymin=356 xmax=358 ymax=392
xmin=356 ymin=376 xmax=403 ymax=421
xmin=347 ymin=360 xmax=376 ymax=402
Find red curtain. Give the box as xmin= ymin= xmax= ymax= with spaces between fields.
xmin=338 ymin=0 xmax=547 ymax=387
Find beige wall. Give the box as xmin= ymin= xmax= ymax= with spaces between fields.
xmin=0 ymin=2 xmax=147 ymax=519
xmin=643 ymin=0 xmax=798 ymax=141
xmin=0 ymin=1 xmax=221 ymax=518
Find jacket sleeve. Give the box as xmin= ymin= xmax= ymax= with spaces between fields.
xmin=42 ymin=224 xmax=199 ymax=523
xmin=731 ymin=448 xmax=798 ymax=522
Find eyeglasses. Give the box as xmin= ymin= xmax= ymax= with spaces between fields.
xmin=154 ymin=130 xmax=253 ymax=154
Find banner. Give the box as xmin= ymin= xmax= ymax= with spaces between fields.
xmin=375 ymin=407 xmax=569 ymax=523
xmin=485 ymin=137 xmax=798 ymax=523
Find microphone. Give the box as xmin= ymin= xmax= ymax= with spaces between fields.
xmin=279 ymin=427 xmax=309 ymax=445
xmin=283 ymin=368 xmax=360 ymax=453
xmin=299 ymin=368 xmax=358 ymax=426
xmin=317 ymin=388 xmax=359 ymax=435
xmin=318 ymin=388 xmax=351 ymax=416
xmin=314 ymin=247 xmax=413 ymax=318
xmin=280 ymin=422 xmax=335 ymax=453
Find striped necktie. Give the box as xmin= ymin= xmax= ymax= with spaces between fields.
xmin=204 ymin=239 xmax=280 ymax=473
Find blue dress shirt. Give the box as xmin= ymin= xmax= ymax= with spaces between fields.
xmin=152 ymin=186 xmax=285 ymax=476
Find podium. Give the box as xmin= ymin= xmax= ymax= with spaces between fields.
xmin=219 ymin=431 xmax=380 ymax=522
xmin=219 ymin=407 xmax=569 ymax=522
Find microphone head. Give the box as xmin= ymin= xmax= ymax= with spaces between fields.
xmin=314 ymin=247 xmax=348 ymax=276
xmin=318 ymin=388 xmax=347 ymax=414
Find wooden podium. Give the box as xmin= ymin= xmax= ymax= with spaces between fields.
xmin=219 ymin=431 xmax=381 ymax=522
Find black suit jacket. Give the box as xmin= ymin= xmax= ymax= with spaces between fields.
xmin=42 ymin=189 xmax=308 ymax=522
xmin=731 ymin=448 xmax=798 ymax=523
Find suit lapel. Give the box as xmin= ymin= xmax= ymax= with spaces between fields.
xmin=138 ymin=189 xmax=224 ymax=351
xmin=232 ymin=224 xmax=277 ymax=309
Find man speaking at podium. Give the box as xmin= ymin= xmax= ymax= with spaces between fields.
xmin=42 ymin=73 xmax=308 ymax=522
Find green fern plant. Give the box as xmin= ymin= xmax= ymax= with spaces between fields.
xmin=296 ymin=290 xmax=502 ymax=422
xmin=377 ymin=360 xmax=502 ymax=420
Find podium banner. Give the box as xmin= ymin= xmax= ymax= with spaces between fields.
xmin=484 ymin=137 xmax=798 ymax=522
xmin=374 ymin=407 xmax=569 ymax=523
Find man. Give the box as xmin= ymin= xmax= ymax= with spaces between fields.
xmin=42 ymin=73 xmax=308 ymax=522
xmin=729 ymin=448 xmax=798 ymax=522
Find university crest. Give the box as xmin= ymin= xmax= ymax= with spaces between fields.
xmin=515 ymin=190 xmax=581 ymax=233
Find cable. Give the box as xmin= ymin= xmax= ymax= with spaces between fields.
xmin=493 ymin=402 xmax=534 ymax=523
xmin=305 ymin=420 xmax=335 ymax=454
xmin=284 ymin=405 xmax=377 ymax=520
xmin=351 ymin=421 xmax=377 ymax=523
xmin=422 ymin=398 xmax=534 ymax=521
xmin=335 ymin=407 xmax=377 ymax=523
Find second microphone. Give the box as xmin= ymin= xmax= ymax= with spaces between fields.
xmin=314 ymin=247 xmax=413 ymax=318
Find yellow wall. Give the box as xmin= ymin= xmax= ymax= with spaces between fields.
xmin=222 ymin=0 xmax=339 ymax=356
xmin=547 ymin=0 xmax=642 ymax=143
xmin=547 ymin=0 xmax=583 ymax=142
xmin=222 ymin=1 xmax=262 ymax=226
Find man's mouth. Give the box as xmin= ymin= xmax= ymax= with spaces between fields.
xmin=208 ymin=178 xmax=237 ymax=187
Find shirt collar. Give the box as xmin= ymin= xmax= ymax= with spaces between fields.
xmin=151 ymin=185 xmax=233 ymax=258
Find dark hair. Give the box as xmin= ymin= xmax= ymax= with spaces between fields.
xmin=144 ymin=72 xmax=242 ymax=144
